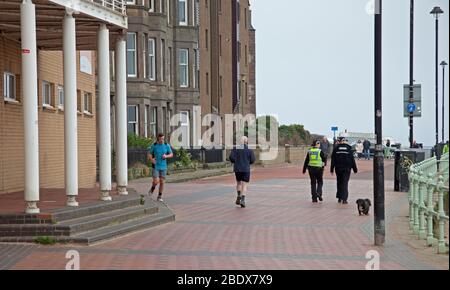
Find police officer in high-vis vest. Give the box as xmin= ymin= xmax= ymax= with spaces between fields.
xmin=303 ymin=140 xmax=327 ymax=203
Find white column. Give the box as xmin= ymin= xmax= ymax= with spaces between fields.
xmin=115 ymin=36 xmax=128 ymax=195
xmin=98 ymin=24 xmax=112 ymax=201
xmin=63 ymin=11 xmax=79 ymax=207
xmin=21 ymin=0 xmax=39 ymax=214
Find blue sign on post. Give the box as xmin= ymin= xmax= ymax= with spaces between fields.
xmin=331 ymin=127 xmax=338 ymax=132
xmin=407 ymin=103 xmax=416 ymax=113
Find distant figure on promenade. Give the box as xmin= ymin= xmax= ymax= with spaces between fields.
xmin=147 ymin=133 xmax=174 ymax=202
xmin=320 ymin=136 xmax=330 ymax=160
xmin=229 ymin=136 xmax=256 ymax=208
xmin=303 ymin=140 xmax=327 ymax=203
xmin=411 ymin=140 xmax=421 ymax=149
xmin=355 ymin=140 xmax=364 ymax=160
xmin=386 ymin=139 xmax=391 ymax=148
xmin=330 ymin=138 xmax=358 ymax=204
xmin=363 ymin=139 xmax=371 ymax=160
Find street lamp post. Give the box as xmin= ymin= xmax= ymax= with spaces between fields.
xmin=441 ymin=61 xmax=448 ymax=143
xmin=430 ymin=6 xmax=444 ymax=167
xmin=409 ymin=0 xmax=414 ymax=149
xmin=374 ymin=0 xmax=385 ymax=246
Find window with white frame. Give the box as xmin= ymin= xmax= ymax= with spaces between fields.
xmin=148 ymin=38 xmax=156 ymax=81
xmin=127 ymin=33 xmax=137 ymax=77
xmin=167 ymin=0 xmax=170 ymax=23
xmin=83 ymin=92 xmax=92 ymax=114
xmin=57 ymin=86 xmax=64 ymax=109
xmin=168 ymin=108 xmax=172 ymax=130
xmin=192 ymin=0 xmax=197 ymax=26
xmin=126 ymin=0 xmax=135 ymax=5
xmin=179 ymin=0 xmax=187 ymax=25
xmin=80 ymin=51 xmax=92 ymax=74
xmin=42 ymin=81 xmax=52 ymax=107
xmin=142 ymin=34 xmax=147 ymax=78
xmin=168 ymin=47 xmax=173 ymax=87
xmin=161 ymin=39 xmax=165 ymax=82
xmin=162 ymin=107 xmax=167 ymax=135
xmin=128 ymin=105 xmax=139 ymax=136
xmin=144 ymin=105 xmax=149 ymax=138
xmin=3 ymin=72 xmax=16 ymax=101
xmin=179 ymin=111 xmax=190 ymax=148
xmin=148 ymin=0 xmax=154 ymax=12
xmin=150 ymin=106 xmax=157 ymax=137
xmin=193 ymin=49 xmax=198 ymax=88
xmin=178 ymin=49 xmax=189 ymax=87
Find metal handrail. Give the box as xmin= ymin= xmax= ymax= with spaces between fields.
xmin=90 ymin=0 xmax=127 ymax=15
xmin=408 ymin=153 xmax=449 ymax=254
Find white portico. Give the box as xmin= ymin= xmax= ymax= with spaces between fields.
xmin=0 ymin=0 xmax=129 ymax=213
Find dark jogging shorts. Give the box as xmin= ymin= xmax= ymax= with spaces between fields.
xmin=235 ymin=172 xmax=251 ymax=183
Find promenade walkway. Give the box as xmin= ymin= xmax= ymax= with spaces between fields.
xmin=1 ymin=160 xmax=448 ymax=270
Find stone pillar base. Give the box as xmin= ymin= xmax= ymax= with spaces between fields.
xmin=101 ymin=190 xmax=112 ymax=201
xmin=118 ymin=186 xmax=128 ymax=196
xmin=25 ymin=201 xmax=40 ymax=214
xmin=66 ymin=195 xmax=79 ymax=207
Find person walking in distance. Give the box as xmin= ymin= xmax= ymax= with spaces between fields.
xmin=147 ymin=133 xmax=174 ymax=202
xmin=229 ymin=136 xmax=256 ymax=208
xmin=363 ymin=139 xmax=371 ymax=160
xmin=320 ymin=136 xmax=330 ymax=161
xmin=330 ymin=138 xmax=358 ymax=204
xmin=303 ymin=140 xmax=327 ymax=203
xmin=355 ymin=140 xmax=364 ymax=160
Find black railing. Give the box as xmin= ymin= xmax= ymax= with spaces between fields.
xmin=127 ymin=147 xmax=224 ymax=167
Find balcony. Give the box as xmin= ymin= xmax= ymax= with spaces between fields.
xmin=0 ymin=0 xmax=128 ymax=50
xmin=47 ymin=0 xmax=128 ymax=28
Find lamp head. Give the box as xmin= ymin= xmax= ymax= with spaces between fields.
xmin=430 ymin=6 xmax=444 ymax=19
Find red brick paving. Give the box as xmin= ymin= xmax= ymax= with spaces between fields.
xmin=4 ymin=160 xmax=449 ymax=270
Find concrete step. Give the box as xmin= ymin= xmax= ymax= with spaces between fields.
xmin=0 ymin=203 xmax=159 ymax=237
xmin=59 ymin=203 xmax=159 ymax=235
xmin=0 ymin=204 xmax=175 ymax=245
xmin=0 ymin=195 xmax=143 ymax=225
xmin=71 ymin=205 xmax=175 ymax=245
xmin=48 ymin=195 xmax=142 ymax=222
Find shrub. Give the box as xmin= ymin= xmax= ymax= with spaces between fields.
xmin=176 ymin=148 xmax=193 ymax=167
xmin=128 ymin=134 xmax=154 ymax=149
xmin=35 ymin=236 xmax=56 ymax=245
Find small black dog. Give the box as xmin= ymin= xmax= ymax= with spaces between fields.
xmin=356 ymin=199 xmax=371 ymax=216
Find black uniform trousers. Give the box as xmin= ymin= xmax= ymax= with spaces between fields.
xmin=308 ymin=166 xmax=324 ymax=201
xmin=335 ymin=168 xmax=351 ymax=202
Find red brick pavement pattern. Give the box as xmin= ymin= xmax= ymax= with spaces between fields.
xmin=4 ymin=161 xmax=448 ymax=270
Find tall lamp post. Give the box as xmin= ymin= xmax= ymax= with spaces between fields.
xmin=430 ymin=6 xmax=444 ymax=166
xmin=440 ymin=61 xmax=448 ymax=143
xmin=374 ymin=0 xmax=385 ymax=246
xmin=409 ymin=0 xmax=414 ymax=148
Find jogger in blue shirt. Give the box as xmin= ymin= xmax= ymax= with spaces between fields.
xmin=147 ymin=133 xmax=174 ymax=202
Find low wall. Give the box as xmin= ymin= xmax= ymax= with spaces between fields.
xmin=223 ymin=145 xmax=311 ymax=167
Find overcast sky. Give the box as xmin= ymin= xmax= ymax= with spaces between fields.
xmin=252 ymin=0 xmax=449 ymax=146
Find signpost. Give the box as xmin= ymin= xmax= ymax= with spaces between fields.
xmin=404 ymin=84 xmax=422 ymax=118
xmin=331 ymin=127 xmax=338 ymax=142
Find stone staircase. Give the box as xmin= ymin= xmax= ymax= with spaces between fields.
xmin=0 ymin=190 xmax=175 ymax=245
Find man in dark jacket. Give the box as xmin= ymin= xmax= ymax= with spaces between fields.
xmin=320 ymin=136 xmax=330 ymax=160
xmin=330 ymin=138 xmax=358 ymax=204
xmin=363 ymin=139 xmax=371 ymax=160
xmin=303 ymin=140 xmax=327 ymax=203
xmin=229 ymin=136 xmax=256 ymax=208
